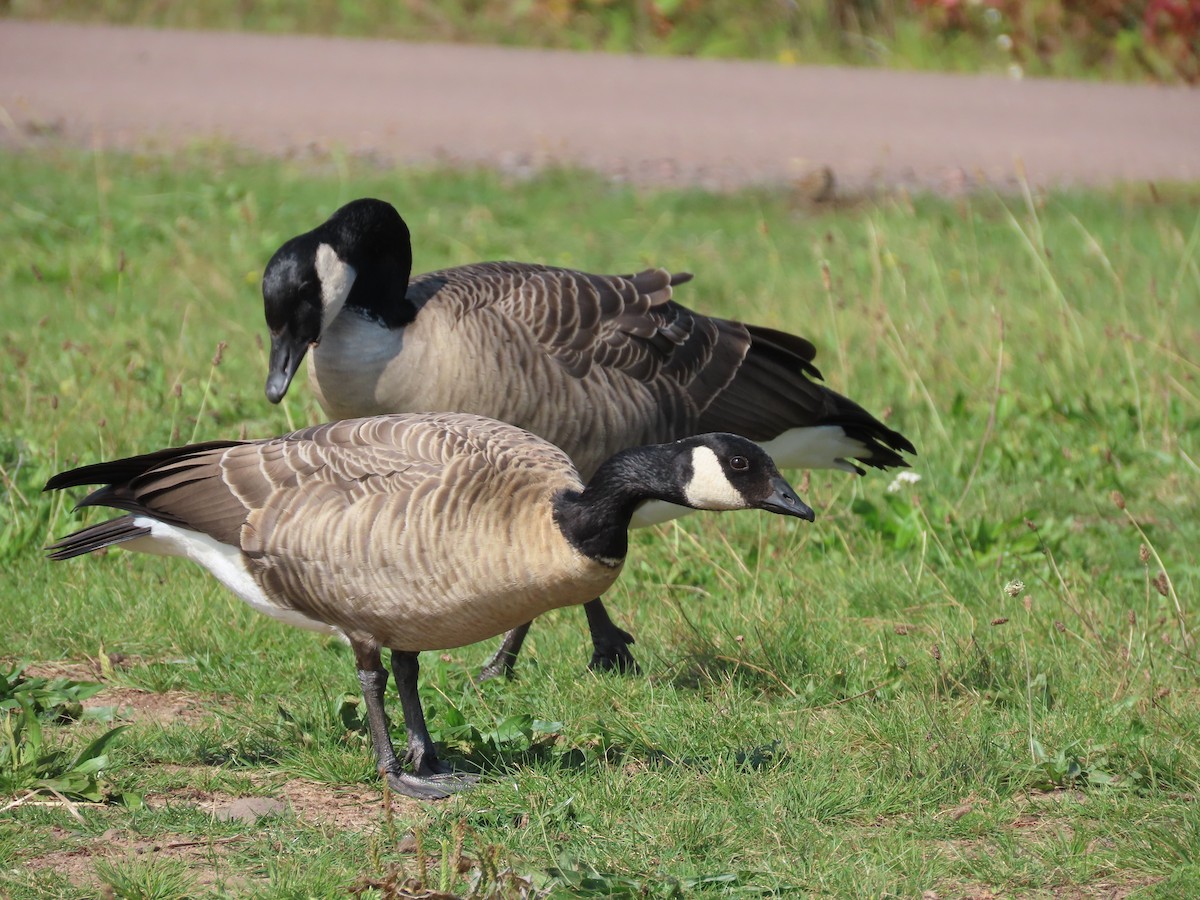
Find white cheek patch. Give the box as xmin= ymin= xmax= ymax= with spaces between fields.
xmin=682 ymin=446 xmax=747 ymax=511
xmin=315 ymin=242 xmax=357 ymax=331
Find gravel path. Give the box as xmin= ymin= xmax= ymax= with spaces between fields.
xmin=2 ymin=20 xmax=1198 ymax=193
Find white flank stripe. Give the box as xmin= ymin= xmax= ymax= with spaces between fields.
xmin=126 ymin=517 xmax=338 ymax=635
xmin=760 ymin=425 xmax=867 ymax=473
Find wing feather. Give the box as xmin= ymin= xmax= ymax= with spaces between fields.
xmin=404 ymin=262 xmax=913 ymax=472
xmin=408 ymin=262 xmax=739 ymax=423
xmin=47 ymin=413 xmax=578 ymax=550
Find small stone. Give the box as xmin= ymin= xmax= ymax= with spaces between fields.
xmin=397 ymin=831 xmax=420 ymax=853
xmin=793 ymin=163 xmax=836 ymax=203
xmin=213 ymin=797 xmax=288 ymax=824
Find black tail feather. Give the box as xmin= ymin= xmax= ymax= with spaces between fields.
xmin=823 ymin=387 xmax=918 ymax=467
xmin=43 ymin=440 xmax=242 ymax=495
xmin=45 ymin=515 xmax=150 ymax=561
xmin=699 ymin=322 xmax=917 ymax=471
xmin=744 ymin=323 xmax=822 ymax=381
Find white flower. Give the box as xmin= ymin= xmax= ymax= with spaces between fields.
xmin=1008 ymin=63 xmax=1024 ymax=81
xmin=1004 ymin=579 xmax=1026 ymax=598
xmin=996 ymin=34 xmax=1013 ymax=52
xmin=886 ymin=471 xmax=922 ymax=493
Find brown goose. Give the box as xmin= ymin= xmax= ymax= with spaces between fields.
xmin=262 ymin=199 xmax=914 ymax=678
xmin=44 ymin=413 xmax=813 ymax=799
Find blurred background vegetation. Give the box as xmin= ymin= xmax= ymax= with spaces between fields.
xmin=5 ymin=0 xmax=1198 ymax=83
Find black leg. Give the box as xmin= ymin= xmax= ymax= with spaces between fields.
xmin=389 ymin=649 xmax=477 ymax=797
xmin=479 ymin=600 xmax=639 ymax=681
xmin=476 ymin=622 xmax=532 ymax=683
xmin=584 ymin=599 xmax=639 ymax=674
xmin=353 ymin=643 xmax=402 ymax=778
xmin=351 ymin=641 xmax=475 ymax=800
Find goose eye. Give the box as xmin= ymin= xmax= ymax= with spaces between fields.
xmin=729 ymin=455 xmax=749 ymax=471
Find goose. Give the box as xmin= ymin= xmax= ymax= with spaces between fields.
xmin=45 ymin=413 xmax=813 ymax=799
xmin=262 ymin=199 xmax=915 ymax=679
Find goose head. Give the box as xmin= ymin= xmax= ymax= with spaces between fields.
xmin=561 ymin=432 xmax=813 ymax=566
xmin=262 ymin=199 xmax=413 ymax=403
xmin=672 ymin=433 xmax=815 ymax=520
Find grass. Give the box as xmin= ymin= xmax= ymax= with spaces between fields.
xmin=1 ymin=144 xmax=1199 ymax=897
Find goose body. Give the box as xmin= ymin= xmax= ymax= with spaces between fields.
xmin=46 ymin=413 xmax=812 ymax=798
xmin=263 ymin=199 xmax=915 ymax=675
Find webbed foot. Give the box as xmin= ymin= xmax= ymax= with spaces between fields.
xmin=588 ymin=628 xmax=640 ymax=674
xmin=384 ymin=767 xmax=479 ymax=801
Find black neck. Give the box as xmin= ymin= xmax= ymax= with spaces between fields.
xmin=344 ymin=252 xmax=416 ymax=327
xmin=552 ymin=445 xmax=686 ymax=565
xmin=331 ymin=210 xmax=416 ymax=327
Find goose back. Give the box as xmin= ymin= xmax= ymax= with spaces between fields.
xmin=311 ymin=263 xmax=751 ymax=479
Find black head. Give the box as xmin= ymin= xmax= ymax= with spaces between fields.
xmin=556 ymin=431 xmax=813 ymax=567
xmin=261 ymin=199 xmax=413 ymax=404
xmin=674 ymin=433 xmax=815 ymax=521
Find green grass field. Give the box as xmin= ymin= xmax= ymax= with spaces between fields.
xmin=2 ymin=146 xmax=1198 ymax=898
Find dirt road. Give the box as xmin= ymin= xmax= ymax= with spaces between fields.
xmin=2 ymin=20 xmax=1197 ymax=193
